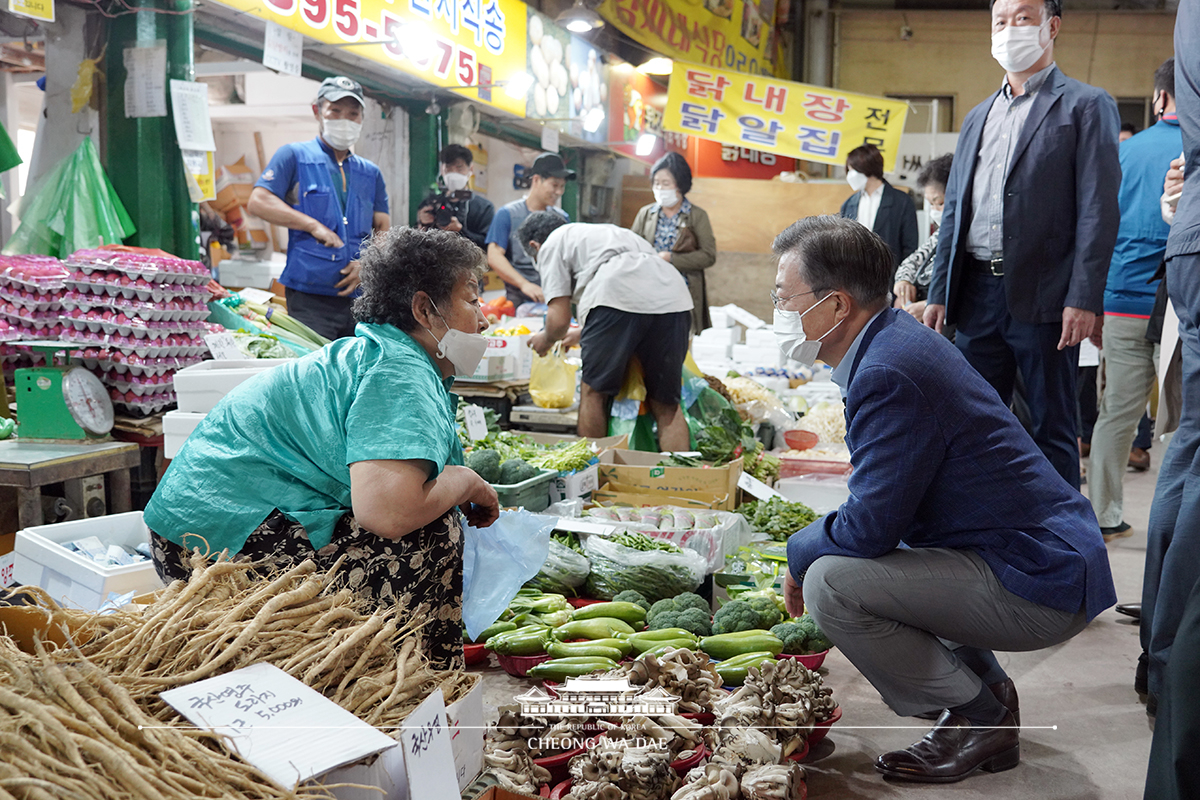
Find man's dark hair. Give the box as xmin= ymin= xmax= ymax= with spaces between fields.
xmin=439 ymin=144 xmax=473 ymax=167
xmin=1155 ymin=57 xmax=1175 ymax=101
xmin=989 ymin=0 xmax=1062 ymax=20
xmin=1121 ymin=122 xmax=1140 ymax=135
xmin=773 ymin=215 xmax=893 ymax=307
xmin=352 ymin=227 xmax=485 ymax=332
xmin=650 ymin=152 xmax=693 ymax=195
xmin=917 ymin=154 xmax=953 ymax=191
xmin=518 ymin=211 xmax=569 ymax=249
xmin=846 ymin=144 xmax=885 ymax=180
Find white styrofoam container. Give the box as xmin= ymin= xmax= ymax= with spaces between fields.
xmin=13 ymin=512 xmax=164 ymax=610
xmin=692 ymin=342 xmax=733 ymax=360
xmin=321 ymin=679 xmax=484 ymax=799
xmin=163 ymin=410 xmax=208 ymax=459
xmin=732 ymin=345 xmax=785 ymax=367
xmin=175 ymin=359 xmax=290 ymax=413
xmin=744 ymin=328 xmax=777 ymax=348
xmin=696 ymin=326 xmax=740 ymax=345
xmin=774 ymin=476 xmax=852 ymax=514
xmin=216 ymin=259 xmax=284 ymax=289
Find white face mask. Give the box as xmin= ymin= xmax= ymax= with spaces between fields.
xmin=443 ymin=171 xmax=471 ymax=192
xmin=991 ymin=21 xmax=1050 ymax=74
xmin=929 ymin=207 xmax=944 ymax=227
xmin=653 ymin=187 xmax=680 ymax=208
xmin=322 ymin=118 xmax=362 ymax=150
xmin=774 ymin=293 xmax=843 ymax=368
xmin=430 ymin=301 xmax=488 ymax=376
xmin=846 ymin=169 xmax=869 ymax=193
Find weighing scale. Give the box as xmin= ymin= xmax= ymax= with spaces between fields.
xmin=11 ymin=341 xmax=114 ymax=442
xmin=509 ymin=403 xmax=579 ymax=433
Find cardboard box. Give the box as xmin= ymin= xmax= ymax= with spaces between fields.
xmin=322 ymin=678 xmax=484 ymax=799
xmin=597 ymin=449 xmax=743 ymax=511
xmin=464 ymin=785 xmax=543 ymax=800
xmin=0 ymin=603 xmax=92 ymax=652
xmin=591 ymin=482 xmax=730 ymax=510
xmin=214 ymin=156 xmax=258 ymax=213
xmin=549 ymin=463 xmax=599 ymax=502
xmin=461 ymin=333 xmax=533 ymax=383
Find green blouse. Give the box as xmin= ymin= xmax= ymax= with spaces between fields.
xmin=144 ymin=323 xmax=464 ymax=555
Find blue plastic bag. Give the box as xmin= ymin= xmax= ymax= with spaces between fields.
xmin=461 ymin=510 xmax=556 ymax=641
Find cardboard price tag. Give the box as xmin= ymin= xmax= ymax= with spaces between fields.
xmin=400 ymin=689 xmax=459 ymax=799
xmin=463 ymin=405 xmax=489 ymax=441
xmin=204 ymin=332 xmax=242 ymax=360
xmin=738 ymin=471 xmax=786 ymax=501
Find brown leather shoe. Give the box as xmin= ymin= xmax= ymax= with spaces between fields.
xmin=876 ymin=710 xmax=1020 ymax=783
xmin=913 ymin=679 xmax=1020 ymax=727
xmin=1129 ymin=448 xmax=1150 ymax=471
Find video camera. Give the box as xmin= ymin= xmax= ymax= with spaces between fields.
xmin=432 ymin=189 xmax=473 ymax=228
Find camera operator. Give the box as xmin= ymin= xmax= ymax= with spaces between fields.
xmin=430 ymin=144 xmax=494 ymax=250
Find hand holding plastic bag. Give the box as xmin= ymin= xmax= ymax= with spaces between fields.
xmin=530 ymin=343 xmax=578 ymax=409
xmin=462 ymin=510 xmax=556 ymax=641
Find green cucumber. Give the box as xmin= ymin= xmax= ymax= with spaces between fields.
xmin=701 ymin=631 xmax=784 ymax=661
xmin=571 ymin=602 xmax=648 ymax=625
xmin=714 ymin=651 xmax=777 ymax=686
xmin=526 ymin=657 xmax=620 ymax=682
xmin=551 ymin=617 xmax=637 ymax=641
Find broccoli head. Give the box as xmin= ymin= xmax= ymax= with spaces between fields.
xmin=647 ymin=593 xmax=712 ymax=630
xmin=673 ymin=593 xmax=711 ymax=614
xmin=648 ymin=607 xmax=712 ymax=637
xmin=799 ymin=614 xmax=833 ymax=651
xmin=466 ymin=449 xmax=502 ymax=483
xmin=613 ymin=590 xmax=651 ymax=612
xmin=711 ymin=599 xmax=765 ymax=634
xmin=648 ymin=598 xmax=678 ymax=622
xmin=498 ymin=458 xmax=539 ymax=485
xmin=747 ymin=595 xmax=784 ymax=628
xmin=769 ymin=615 xmax=833 ymax=654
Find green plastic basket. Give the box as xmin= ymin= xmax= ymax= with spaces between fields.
xmin=492 ymin=468 xmax=558 ymax=512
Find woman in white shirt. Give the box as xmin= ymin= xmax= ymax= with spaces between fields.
xmin=838 ymin=143 xmax=919 ymax=271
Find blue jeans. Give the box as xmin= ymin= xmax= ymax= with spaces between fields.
xmin=1142 ymin=251 xmax=1200 ymax=697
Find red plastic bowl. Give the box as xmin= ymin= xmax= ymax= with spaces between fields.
xmin=777 ymin=649 xmax=830 ymax=670
xmin=463 ymin=643 xmax=488 ymax=666
xmin=495 ymin=652 xmax=551 ymax=677
xmin=785 ymin=738 xmax=812 ymax=762
xmin=808 ymin=705 xmax=842 ymax=744
xmin=539 ymin=784 xmax=551 ymax=798
xmin=567 ymin=597 xmax=606 ymax=609
xmin=784 ymin=429 xmax=820 ymax=451
xmin=680 ymin=712 xmax=715 ymax=725
xmin=670 ymin=743 xmax=708 ymax=775
xmin=534 ymin=746 xmax=587 ymax=785
xmin=550 ymin=780 xmax=573 ymax=800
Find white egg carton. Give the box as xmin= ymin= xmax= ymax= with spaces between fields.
xmin=66 ymin=274 xmax=213 ymax=303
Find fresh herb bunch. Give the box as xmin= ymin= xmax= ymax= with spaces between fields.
xmin=738 ymin=497 xmax=819 ymax=541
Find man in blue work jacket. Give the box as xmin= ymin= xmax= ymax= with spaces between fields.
xmin=248 ymin=76 xmax=391 ymax=340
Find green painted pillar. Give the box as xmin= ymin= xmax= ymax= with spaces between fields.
xmin=408 ymin=102 xmax=444 ymax=227
xmin=105 ymin=0 xmax=200 ymax=260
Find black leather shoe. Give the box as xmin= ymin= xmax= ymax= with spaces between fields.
xmin=1135 ymin=652 xmax=1148 ymax=696
xmin=912 ymin=680 xmax=1020 ymax=727
xmin=1116 ymin=603 xmax=1142 ymax=620
xmin=876 ymin=710 xmax=1020 ymax=783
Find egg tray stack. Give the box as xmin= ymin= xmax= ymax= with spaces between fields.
xmin=0 ymin=255 xmax=73 ymax=384
xmin=59 ymin=249 xmax=214 ymax=416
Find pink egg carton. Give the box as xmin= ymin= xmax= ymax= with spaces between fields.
xmin=65 ymin=272 xmax=212 ymax=303
xmin=0 ymin=255 xmax=69 ymax=292
xmin=109 ymin=387 xmax=177 ymax=415
xmin=103 ymin=371 xmax=176 ymax=396
xmin=1 ymin=287 xmax=65 ymax=311
xmin=67 ymin=249 xmax=211 ymax=286
xmin=107 ymin=334 xmax=208 ymax=359
xmin=61 ymin=290 xmax=209 ymax=322
xmin=11 ymin=322 xmax=67 ymax=339
xmin=1 ymin=304 xmax=64 ymax=327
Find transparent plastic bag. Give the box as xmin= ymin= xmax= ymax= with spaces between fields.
xmin=583 ymin=534 xmax=707 ymax=602
xmin=524 ymin=539 xmax=592 ymax=595
xmin=530 ymin=343 xmax=578 ymax=409
xmin=582 ymin=505 xmax=754 ymax=573
xmin=461 ymin=510 xmax=556 ymax=641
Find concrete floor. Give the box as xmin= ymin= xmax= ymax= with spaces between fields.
xmin=474 ymin=453 xmax=1157 ymax=800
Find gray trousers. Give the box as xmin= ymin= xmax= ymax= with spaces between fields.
xmin=803 ymin=548 xmax=1089 ymax=717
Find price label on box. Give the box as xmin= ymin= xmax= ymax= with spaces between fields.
xmin=738 ymin=472 xmax=786 ymax=501
xmin=400 ymin=689 xmax=459 ymax=799
xmin=0 ymin=552 xmax=13 ymax=587
xmin=463 ymin=405 xmax=489 ymax=441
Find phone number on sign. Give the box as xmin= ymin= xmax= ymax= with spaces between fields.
xmin=263 ymin=0 xmax=503 ymax=88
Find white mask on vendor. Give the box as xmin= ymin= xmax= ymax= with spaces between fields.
xmin=430 ymin=301 xmax=488 ymax=376
xmin=322 ymin=119 xmax=362 ymax=150
xmin=774 ymin=293 xmax=842 ymax=368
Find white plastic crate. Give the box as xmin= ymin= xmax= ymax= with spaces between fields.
xmin=13 ymin=512 xmax=164 ymax=610
xmin=175 ymin=359 xmax=289 ymax=413
xmin=163 ymin=410 xmax=207 ymax=459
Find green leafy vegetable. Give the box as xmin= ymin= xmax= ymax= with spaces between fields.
xmin=737 ymin=497 xmax=819 ymax=542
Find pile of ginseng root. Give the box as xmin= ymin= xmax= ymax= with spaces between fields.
xmin=1 ymin=552 xmax=479 ymax=799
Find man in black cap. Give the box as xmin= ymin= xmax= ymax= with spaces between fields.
xmin=248 ymin=76 xmax=391 ymax=339
xmin=484 ymin=153 xmax=574 ymax=308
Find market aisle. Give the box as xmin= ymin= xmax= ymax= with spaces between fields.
xmin=474 ymin=457 xmax=1157 ymax=798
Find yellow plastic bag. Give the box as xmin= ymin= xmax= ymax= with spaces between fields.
xmin=530 ymin=344 xmax=578 ymax=409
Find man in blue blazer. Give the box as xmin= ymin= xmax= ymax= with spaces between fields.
xmin=924 ymin=0 xmax=1121 ymax=490
xmin=778 ymin=216 xmax=1116 ymax=783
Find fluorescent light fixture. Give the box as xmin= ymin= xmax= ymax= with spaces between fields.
xmin=504 ymin=71 xmax=534 ymax=99
xmin=637 ymin=57 xmax=673 ymax=75
xmin=557 ymin=0 xmax=604 ymax=33
xmin=583 ymin=106 xmax=606 ymax=133
xmin=635 ymin=132 xmax=657 ymax=156
xmin=400 ymin=22 xmax=434 ymax=65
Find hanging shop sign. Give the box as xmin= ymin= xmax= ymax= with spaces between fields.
xmin=662 ymin=62 xmax=908 ymax=172
xmin=686 ymin=137 xmax=796 ymax=179
xmin=8 ymin=0 xmax=53 ymax=23
xmin=606 ymin=64 xmax=689 ymax=164
xmin=525 ymin=10 xmax=609 ymax=143
xmin=211 ymin=0 xmax=528 ymax=116
xmin=599 ymin=0 xmax=779 ymax=77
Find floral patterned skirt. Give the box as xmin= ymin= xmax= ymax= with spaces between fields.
xmin=150 ymin=509 xmax=465 ymax=670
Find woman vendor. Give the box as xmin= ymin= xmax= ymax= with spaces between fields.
xmin=143 ymin=228 xmax=500 ymax=669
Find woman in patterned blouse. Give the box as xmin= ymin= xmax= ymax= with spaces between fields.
xmin=893 ymin=153 xmax=954 ymax=319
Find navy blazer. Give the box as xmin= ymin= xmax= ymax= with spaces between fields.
xmin=839 ymin=180 xmax=919 ymax=270
xmin=928 ymin=67 xmax=1121 ymax=325
xmin=787 ymin=310 xmax=1116 ymax=621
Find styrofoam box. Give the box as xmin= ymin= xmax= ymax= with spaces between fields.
xmin=732 ymin=345 xmax=785 ymax=367
xmin=216 ymin=259 xmax=283 ymax=289
xmin=13 ymin=512 xmax=164 ymax=610
xmin=696 ymin=326 xmax=741 ymax=345
xmin=322 ymin=679 xmax=484 ymax=799
xmin=744 ymin=328 xmax=777 ymax=348
xmin=708 ymin=308 xmax=736 ymax=328
xmin=774 ymin=476 xmax=852 ymax=515
xmin=175 ymin=359 xmax=290 ymax=413
xmin=692 ymin=343 xmax=733 ymax=360
xmin=163 ymin=410 xmax=207 ymax=459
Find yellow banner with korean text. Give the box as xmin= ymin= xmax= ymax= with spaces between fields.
xmin=662 ymin=62 xmax=908 ymax=172
xmin=599 ymin=0 xmax=779 ymax=77
xmin=210 ymin=0 xmax=527 ymax=116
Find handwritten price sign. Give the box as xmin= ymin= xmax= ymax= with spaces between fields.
xmin=400 ymin=688 xmax=459 ymax=797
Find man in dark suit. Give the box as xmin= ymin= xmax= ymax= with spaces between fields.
xmin=923 ymin=0 xmax=1121 ymax=489
xmin=778 ymin=216 xmax=1116 ymax=783
xmin=839 ymin=143 xmax=919 ymax=271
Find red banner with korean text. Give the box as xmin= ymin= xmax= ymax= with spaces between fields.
xmin=662 ymin=62 xmax=908 ymax=172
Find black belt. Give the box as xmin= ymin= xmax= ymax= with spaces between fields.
xmin=968 ymin=254 xmax=1004 ymax=277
